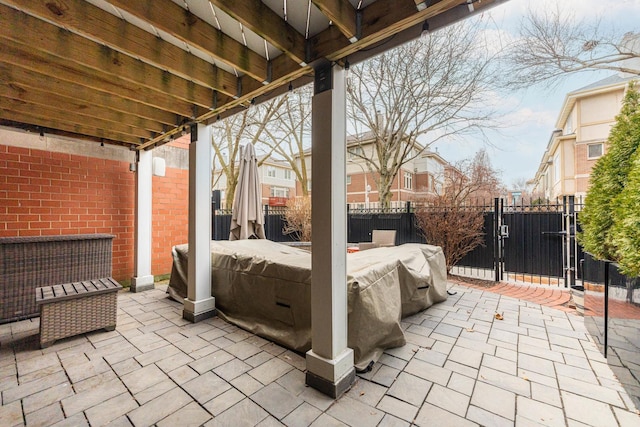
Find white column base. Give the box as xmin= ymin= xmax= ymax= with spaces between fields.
xmin=130 ymin=274 xmax=154 ymax=293
xmin=183 ymin=296 xmax=216 ymax=323
xmin=305 ymin=348 xmax=355 ymax=398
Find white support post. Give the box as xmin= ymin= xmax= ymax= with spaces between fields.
xmin=305 ymin=61 xmax=355 ymax=398
xmin=131 ymin=149 xmax=154 ymax=292
xmin=183 ymin=123 xmax=216 ymax=322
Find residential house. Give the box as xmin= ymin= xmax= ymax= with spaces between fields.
xmin=295 ymin=132 xmax=449 ymax=209
xmin=530 ymin=74 xmax=637 ymax=201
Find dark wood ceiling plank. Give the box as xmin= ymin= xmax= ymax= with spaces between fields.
xmin=0 ymin=4 xmax=222 ymax=110
xmin=1 ymin=0 xmax=241 ymax=98
xmin=0 ymin=82 xmax=165 ymax=135
xmin=0 ymin=39 xmax=205 ymax=120
xmin=0 ymin=62 xmax=178 ymax=127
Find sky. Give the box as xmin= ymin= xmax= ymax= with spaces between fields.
xmin=428 ymin=0 xmax=640 ymax=188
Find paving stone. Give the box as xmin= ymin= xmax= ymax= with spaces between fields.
xmin=156 ymin=401 xmax=212 ymax=427
xmin=414 ymin=402 xmax=477 ymax=427
xmin=466 ymin=405 xmax=512 ymax=427
xmin=376 ymin=395 xmax=418 ymax=422
xmin=134 ymin=344 xmax=181 ymax=367
xmin=24 ymin=401 xmax=64 ymax=427
xmin=481 ymin=354 xmax=516 ymax=375
xmin=612 ymin=406 xmax=640 ymax=427
xmin=345 ymin=378 xmax=387 ymax=407
xmin=275 ymin=369 xmax=306 ymax=397
xmin=17 ymin=353 xmax=60 ymax=377
xmin=558 ymin=375 xmax=624 ymax=407
xmin=327 ymin=395 xmax=384 ymax=427
xmin=448 ymin=372 xmax=475 ymax=396
xmin=448 ymin=346 xmax=483 ymax=369
xmin=0 ymin=399 xmax=25 ymax=427
xmin=516 ymin=396 xmax=565 ymax=427
xmin=371 ymin=364 xmax=400 ymax=387
xmin=50 ymin=412 xmax=89 ymax=427
xmin=110 ymin=358 xmax=141 ymax=377
xmin=413 ymin=348 xmax=447 ymax=367
xmin=430 ymin=341 xmax=453 ymax=356
xmin=433 ymin=323 xmax=462 ymax=339
xmin=377 ymin=413 xmax=411 ymax=427
xmin=245 ymin=351 xmax=275 ymax=368
xmin=455 ymin=337 xmax=496 ymax=355
xmin=404 ymin=358 xmax=451 ymax=386
xmin=214 ymin=358 xmax=252 ymax=382
xmin=426 ymin=383 xmax=470 ymax=417
xmin=155 ymin=352 xmax=194 ymax=373
xmin=135 ymin=378 xmax=177 ymax=405
xmin=478 ymin=366 xmax=530 ymax=397
xmin=384 ymin=344 xmax=420 ymax=361
xmin=189 ymin=350 xmax=235 ymax=374
xmin=443 ymin=360 xmax=478 ymax=379
xmin=204 ymin=388 xmax=245 ymax=416
xmin=281 ymin=402 xmax=322 ymax=427
xmin=403 ymin=332 xmax=435 ymax=349
xmin=518 ymin=353 xmax=556 ymax=378
xmin=127 ymin=387 xmax=193 ymax=427
xmin=554 ymin=363 xmax=598 ymax=384
xmin=308 ymin=413 xmax=348 ymax=427
xmin=183 ymin=371 xmax=231 ymax=404
xmin=279 ymin=350 xmax=306 ymax=371
xmin=378 ymin=354 xmax=408 ymax=371
xmin=232 ymin=373 xmax=265 ymax=396
xmin=489 ymin=328 xmax=519 ymax=345
xmin=19 ymin=363 xmax=65 ymax=385
xmin=121 ymin=364 xmax=168 ymax=394
xmin=213 ymin=398 xmax=269 ymax=427
xmin=248 ymin=357 xmax=293 ymax=385
xmin=167 ymin=365 xmax=199 ymax=385
xmin=387 ymin=372 xmax=431 ymax=407
xmin=531 ymin=382 xmax=562 ymax=407
xmin=562 ymin=391 xmax=618 ymax=427
xmin=22 ymin=381 xmax=73 ymax=414
xmin=61 ymin=377 xmax=127 ymax=416
xmin=225 ymin=341 xmax=263 ymax=360
xmin=251 ymin=382 xmax=303 ymax=419
xmin=85 ymin=391 xmax=138 ymax=426
xmin=299 ymin=386 xmax=335 ymax=412
xmin=406 ymin=324 xmax=433 ymax=337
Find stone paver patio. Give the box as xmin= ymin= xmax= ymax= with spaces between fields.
xmin=1 ymin=282 xmax=639 ymax=427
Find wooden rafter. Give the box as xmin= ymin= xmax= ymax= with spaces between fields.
xmin=311 ymin=0 xmax=358 ymax=42
xmin=209 ymin=0 xmax=307 ymax=65
xmin=107 ymin=0 xmax=270 ymax=83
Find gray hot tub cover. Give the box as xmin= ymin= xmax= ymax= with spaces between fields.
xmin=168 ymin=240 xmax=447 ymax=370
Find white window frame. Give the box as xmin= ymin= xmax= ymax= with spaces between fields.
xmin=346 ymin=175 xmax=352 ymax=185
xmin=267 ymin=166 xmax=276 ymax=178
xmin=404 ymin=172 xmax=413 ymax=190
xmin=284 ymin=169 xmax=292 ymax=180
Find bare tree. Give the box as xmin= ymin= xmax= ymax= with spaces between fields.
xmin=415 ymin=149 xmax=504 ymax=272
xmin=504 ymin=5 xmax=640 ymax=89
xmin=283 ymin=196 xmax=312 ymax=242
xmin=211 ymin=103 xmax=281 ymax=208
xmin=256 ymin=85 xmax=313 ymax=195
xmin=347 ymin=21 xmax=499 ymax=208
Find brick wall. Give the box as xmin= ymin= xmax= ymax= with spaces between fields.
xmin=1 ymin=143 xmax=189 ymax=282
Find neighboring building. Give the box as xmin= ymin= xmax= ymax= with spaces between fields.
xmin=531 ymin=74 xmax=637 ymax=201
xmin=296 ymin=132 xmax=449 ymax=209
xmin=213 ymin=155 xmax=298 ymax=208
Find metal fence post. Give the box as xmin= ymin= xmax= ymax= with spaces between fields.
xmin=494 ymin=197 xmax=500 ymax=282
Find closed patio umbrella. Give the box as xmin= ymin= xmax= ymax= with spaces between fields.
xmin=229 ymin=142 xmax=266 ymax=240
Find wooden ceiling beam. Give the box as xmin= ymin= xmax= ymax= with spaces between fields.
xmin=1 ymin=0 xmax=241 ymax=98
xmin=0 ymin=108 xmax=142 ymax=146
xmin=312 ymin=0 xmax=358 ymax=42
xmin=0 ymin=63 xmax=178 ymax=127
xmin=209 ymin=0 xmax=307 ymax=65
xmin=0 ymin=82 xmax=165 ymax=135
xmin=107 ymin=0 xmax=270 ymax=83
xmin=1 ymin=97 xmax=154 ymax=140
xmin=309 ymin=0 xmax=463 ymax=62
xmin=0 ymin=4 xmax=225 ymax=111
xmin=0 ymin=39 xmax=206 ymax=120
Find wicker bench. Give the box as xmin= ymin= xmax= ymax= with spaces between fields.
xmin=36 ymin=278 xmax=122 ymax=348
xmin=0 ymin=234 xmax=114 ymax=323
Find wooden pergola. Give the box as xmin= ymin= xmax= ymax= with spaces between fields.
xmin=0 ymin=0 xmax=508 ymax=398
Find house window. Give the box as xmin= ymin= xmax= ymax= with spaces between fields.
xmin=267 ymin=166 xmax=276 ymax=178
xmin=284 ymin=169 xmax=292 ymax=180
xmin=270 ymin=187 xmax=289 ymax=198
xmin=588 ymin=143 xmax=603 ymax=159
xmin=404 ymin=172 xmax=413 ymax=190
xmin=553 ymin=153 xmax=561 ymax=184
xmin=346 ymin=175 xmax=352 ymax=185
xmin=348 ymin=146 xmax=364 ymax=158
